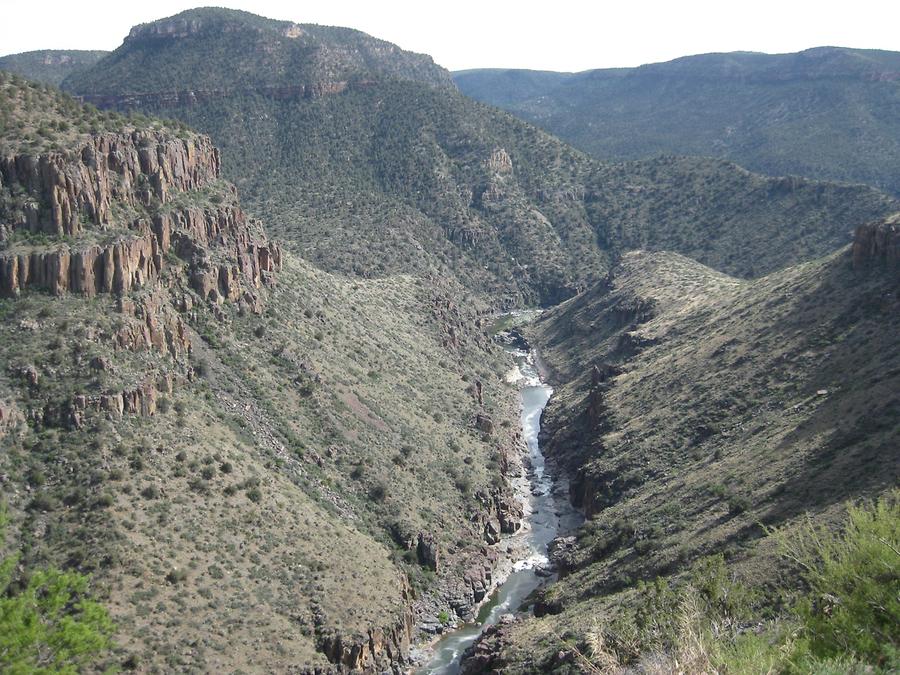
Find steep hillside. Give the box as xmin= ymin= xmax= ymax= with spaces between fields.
xmin=61 ymin=13 xmax=899 ymax=306
xmin=0 ymin=49 xmax=108 ymax=86
xmin=466 ymin=222 xmax=900 ymax=671
xmin=455 ymin=47 xmax=900 ymax=195
xmin=0 ymin=72 xmax=528 ymax=672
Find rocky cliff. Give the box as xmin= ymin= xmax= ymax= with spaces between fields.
xmin=852 ymin=213 xmax=900 ymax=267
xmin=0 ymin=128 xmax=280 ymax=301
xmin=0 ymin=130 xmax=220 ymax=237
xmin=0 ymin=80 xmax=282 ymax=441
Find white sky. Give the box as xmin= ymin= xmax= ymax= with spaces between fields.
xmin=1 ymin=0 xmax=898 ymax=72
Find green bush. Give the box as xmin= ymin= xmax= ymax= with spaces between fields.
xmin=0 ymin=504 xmax=114 ymax=672
xmin=775 ymin=489 xmax=899 ymax=667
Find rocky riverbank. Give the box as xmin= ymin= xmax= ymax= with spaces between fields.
xmin=413 ymin=335 xmax=583 ymax=674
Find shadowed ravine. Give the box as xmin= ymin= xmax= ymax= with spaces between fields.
xmin=419 ymin=346 xmax=583 ymax=674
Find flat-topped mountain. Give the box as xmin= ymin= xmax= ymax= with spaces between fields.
xmin=455 ymin=47 xmax=900 ymax=195
xmin=60 ymin=13 xmax=899 ymax=307
xmin=64 ymin=7 xmax=452 ymax=99
xmin=0 ymin=49 xmax=108 ymax=86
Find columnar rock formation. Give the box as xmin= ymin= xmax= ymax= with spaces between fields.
xmin=0 ymin=129 xmax=281 ymax=299
xmin=317 ymin=604 xmax=415 ymax=672
xmin=1 ymin=123 xmax=281 ymax=434
xmin=0 ymin=131 xmax=220 ymax=236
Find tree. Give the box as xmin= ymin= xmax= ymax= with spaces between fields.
xmin=0 ymin=504 xmax=114 ymax=673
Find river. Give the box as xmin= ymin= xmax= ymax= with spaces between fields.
xmin=418 ymin=345 xmax=582 ymax=673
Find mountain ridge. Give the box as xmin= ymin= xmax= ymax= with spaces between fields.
xmin=454 ymin=46 xmax=900 ymax=195
xmin=0 ymin=49 xmax=109 ymax=86
xmin=63 ymin=7 xmax=454 ymax=96
xmin=470 ymin=223 xmax=900 ymax=671
xmin=2 ymin=12 xmax=898 ymax=672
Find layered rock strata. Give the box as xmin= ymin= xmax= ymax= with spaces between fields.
xmin=0 ymin=129 xmax=281 ymax=300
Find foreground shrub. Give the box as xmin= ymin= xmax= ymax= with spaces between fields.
xmin=0 ymin=505 xmax=115 ymax=673
xmin=774 ymin=489 xmax=899 ymax=668
xmin=579 ymin=489 xmax=899 ymax=673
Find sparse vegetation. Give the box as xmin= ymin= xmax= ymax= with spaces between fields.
xmin=1 ymin=8 xmax=896 ymax=674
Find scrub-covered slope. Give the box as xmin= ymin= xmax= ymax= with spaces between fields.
xmin=471 ymin=219 xmax=900 ymax=671
xmin=0 ymin=72 xmax=526 ymax=672
xmin=0 ymin=49 xmax=109 ymax=86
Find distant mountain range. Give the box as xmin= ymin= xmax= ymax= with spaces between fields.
xmin=455 ymin=47 xmax=900 ymax=195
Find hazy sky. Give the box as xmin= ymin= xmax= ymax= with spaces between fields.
xmin=1 ymin=0 xmax=898 ymax=72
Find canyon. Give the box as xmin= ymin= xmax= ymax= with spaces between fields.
xmin=0 ymin=9 xmax=898 ymax=674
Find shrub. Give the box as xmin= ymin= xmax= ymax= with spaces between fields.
xmin=165 ymin=567 xmax=188 ymax=585
xmin=454 ymin=477 xmax=472 ymax=495
xmin=369 ymin=482 xmax=387 ymax=502
xmin=94 ymin=493 xmax=115 ymax=509
xmin=140 ymin=485 xmax=159 ymax=500
xmin=633 ymin=538 xmax=657 ymax=555
xmin=26 ymin=493 xmax=57 ymax=512
xmin=773 ymin=489 xmax=899 ymax=666
xmin=0 ymin=504 xmax=114 ymax=671
xmin=726 ymin=493 xmax=750 ymax=515
xmin=189 ymin=478 xmax=209 ymax=494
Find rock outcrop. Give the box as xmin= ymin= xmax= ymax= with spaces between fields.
xmin=852 ymin=214 xmax=900 ymax=268
xmin=0 ymin=129 xmax=281 ymax=300
xmin=316 ymin=578 xmax=415 ymax=671
xmin=38 ymin=370 xmax=169 ymax=430
xmin=1 ymin=234 xmax=160 ymax=297
xmin=0 ymin=397 xmax=23 ymax=437
xmin=1 ymin=121 xmax=282 ymax=439
xmin=114 ymin=291 xmax=192 ymax=357
xmin=0 ymin=130 xmax=219 ymax=237
xmin=459 ymin=614 xmax=517 ymax=675
xmin=441 ymin=546 xmax=500 ymax=620
xmin=416 ymin=532 xmax=440 ymax=572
